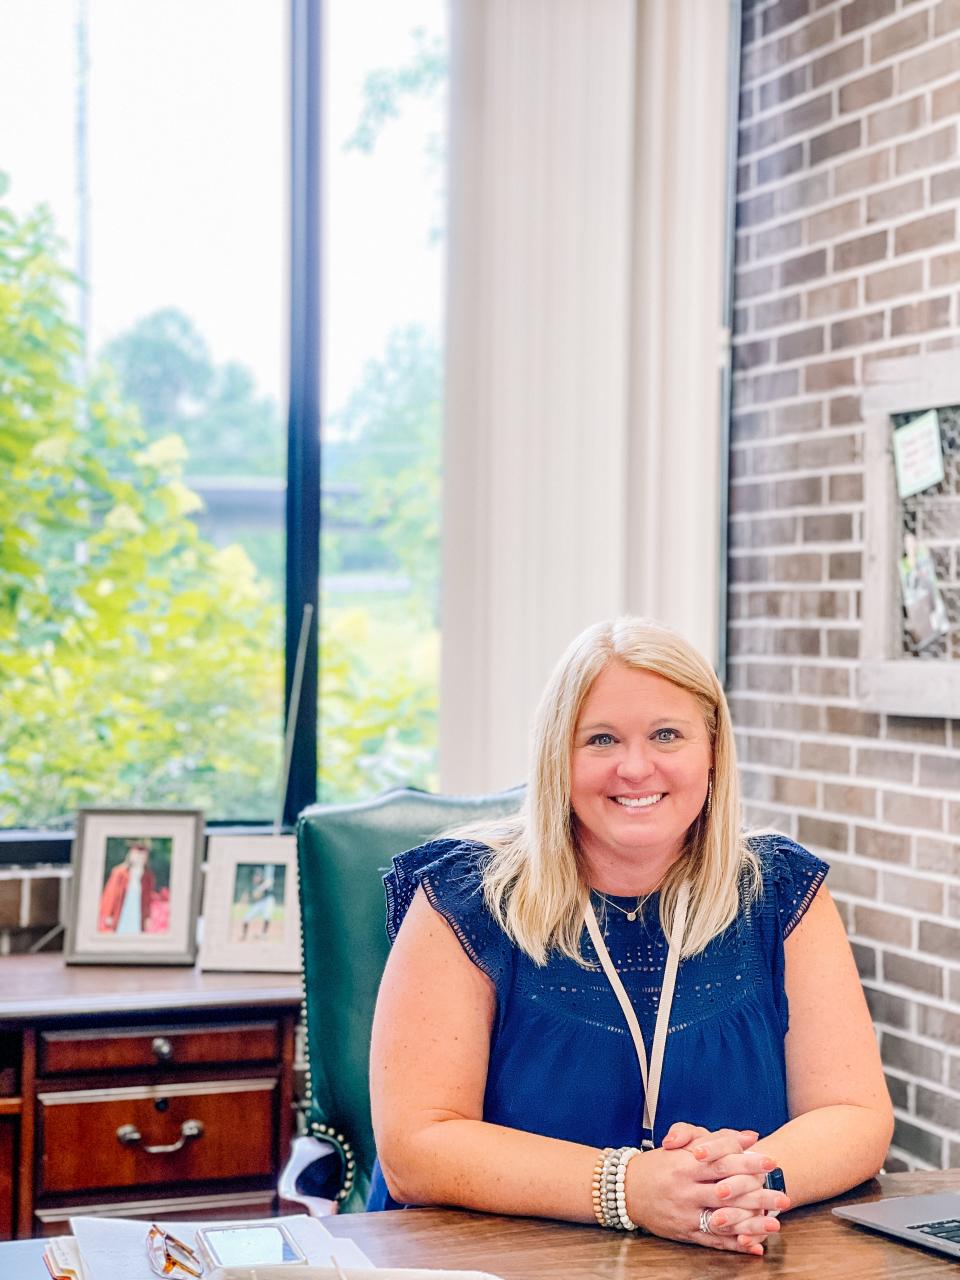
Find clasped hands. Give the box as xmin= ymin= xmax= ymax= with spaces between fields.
xmin=626 ymin=1123 xmax=790 ymax=1256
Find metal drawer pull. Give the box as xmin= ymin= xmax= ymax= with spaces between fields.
xmin=116 ymin=1119 xmax=204 ymax=1154
xmin=151 ymin=1036 xmax=173 ymax=1061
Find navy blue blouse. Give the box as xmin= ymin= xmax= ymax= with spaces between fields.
xmin=367 ymin=832 xmax=828 ymax=1211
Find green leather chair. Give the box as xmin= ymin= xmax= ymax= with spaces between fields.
xmin=290 ymin=785 xmax=523 ymax=1213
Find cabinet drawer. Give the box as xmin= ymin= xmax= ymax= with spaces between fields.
xmin=38 ymin=1079 xmax=277 ymax=1194
xmin=40 ymin=1021 xmax=281 ymax=1075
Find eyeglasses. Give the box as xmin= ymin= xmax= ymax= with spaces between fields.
xmin=146 ymin=1224 xmax=204 ymax=1279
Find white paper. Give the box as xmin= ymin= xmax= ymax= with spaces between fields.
xmin=892 ymin=409 xmax=945 ymax=499
xmin=70 ymin=1214 xmax=371 ymax=1280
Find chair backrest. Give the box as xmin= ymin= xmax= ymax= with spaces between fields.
xmin=296 ymin=785 xmax=524 ymax=1212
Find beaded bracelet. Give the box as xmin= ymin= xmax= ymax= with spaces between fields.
xmin=612 ymin=1146 xmax=641 ymax=1231
xmin=594 ymin=1145 xmax=642 ymax=1231
xmin=601 ymin=1147 xmax=623 ymax=1227
xmin=591 ymin=1147 xmax=613 ymax=1226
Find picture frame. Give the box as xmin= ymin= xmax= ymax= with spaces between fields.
xmin=64 ymin=808 xmax=205 ymax=966
xmin=198 ymin=834 xmax=301 ymax=973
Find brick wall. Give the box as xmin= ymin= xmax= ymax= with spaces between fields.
xmin=732 ymin=0 xmax=960 ymax=1169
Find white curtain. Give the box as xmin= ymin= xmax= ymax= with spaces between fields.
xmin=440 ymin=0 xmax=732 ymax=794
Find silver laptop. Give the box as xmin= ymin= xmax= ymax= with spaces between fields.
xmin=834 ymin=1193 xmax=960 ymax=1259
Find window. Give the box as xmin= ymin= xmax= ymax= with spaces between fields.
xmin=320 ymin=1 xmax=447 ymax=802
xmin=1 ymin=1 xmax=447 ymax=846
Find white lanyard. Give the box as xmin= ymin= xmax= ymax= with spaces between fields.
xmin=583 ymin=879 xmax=690 ymax=1150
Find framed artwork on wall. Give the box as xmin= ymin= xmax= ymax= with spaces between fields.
xmin=64 ymin=808 xmax=205 ymax=965
xmin=199 ymin=834 xmax=301 ymax=973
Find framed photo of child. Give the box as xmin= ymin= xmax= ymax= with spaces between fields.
xmin=199 ymin=835 xmax=301 ymax=973
xmin=65 ymin=808 xmax=205 ymax=965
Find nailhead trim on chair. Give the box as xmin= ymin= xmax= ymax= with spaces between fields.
xmin=297 ymin=877 xmax=357 ymax=1205
xmin=309 ymin=1120 xmax=357 ymax=1203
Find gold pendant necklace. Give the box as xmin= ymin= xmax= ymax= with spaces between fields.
xmin=594 ymin=891 xmax=646 ymax=923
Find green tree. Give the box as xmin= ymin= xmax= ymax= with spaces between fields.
xmin=101 ymin=308 xmax=283 ymax=478
xmin=344 ymin=27 xmax=446 ymax=156
xmin=327 ymin=325 xmax=441 ymax=615
xmin=319 ymin=607 xmax=437 ymax=802
xmin=0 ymin=183 xmax=283 ymax=825
xmin=99 ymin=308 xmax=212 ymax=431
xmin=345 ymin=26 xmax=447 ymax=243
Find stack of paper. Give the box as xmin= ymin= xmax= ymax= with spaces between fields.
xmin=45 ymin=1215 xmax=368 ymax=1280
xmin=43 ymin=1215 xmax=504 ymax=1280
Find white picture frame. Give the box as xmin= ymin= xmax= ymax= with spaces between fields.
xmin=64 ymin=808 xmax=205 ymax=965
xmin=199 ymin=834 xmax=301 ymax=973
xmin=862 ymin=350 xmax=960 ymax=715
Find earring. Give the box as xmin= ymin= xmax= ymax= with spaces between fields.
xmin=704 ymin=775 xmax=713 ymax=817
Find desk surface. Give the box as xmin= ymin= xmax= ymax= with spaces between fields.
xmin=0 ymin=953 xmax=301 ymax=1020
xmin=6 ymin=1172 xmax=960 ymax=1278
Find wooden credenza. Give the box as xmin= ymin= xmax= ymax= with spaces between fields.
xmin=0 ymin=955 xmax=301 ymax=1238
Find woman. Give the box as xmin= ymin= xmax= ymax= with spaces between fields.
xmin=240 ymin=867 xmax=277 ymax=940
xmin=97 ymin=840 xmax=156 ymax=934
xmin=369 ymin=618 xmax=892 ymax=1255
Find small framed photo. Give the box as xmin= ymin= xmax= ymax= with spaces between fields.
xmin=198 ymin=835 xmax=301 ymax=973
xmin=65 ymin=808 xmax=205 ymax=965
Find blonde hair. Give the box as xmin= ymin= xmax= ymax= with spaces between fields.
xmin=463 ymin=617 xmax=760 ymax=965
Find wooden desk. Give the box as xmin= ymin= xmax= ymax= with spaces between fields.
xmin=3 ymin=1172 xmax=960 ymax=1276
xmin=323 ymin=1172 xmax=960 ymax=1278
xmin=0 ymin=954 xmax=301 ymax=1238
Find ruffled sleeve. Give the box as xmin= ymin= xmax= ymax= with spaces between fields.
xmin=383 ymin=837 xmax=513 ymax=988
xmin=746 ymin=834 xmax=829 ymax=1036
xmin=754 ymin=834 xmax=829 ymax=938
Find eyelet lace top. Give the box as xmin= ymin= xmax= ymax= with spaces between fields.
xmin=368 ymin=832 xmax=827 ymax=1212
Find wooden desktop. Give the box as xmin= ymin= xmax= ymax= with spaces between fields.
xmin=4 ymin=1172 xmax=960 ymax=1277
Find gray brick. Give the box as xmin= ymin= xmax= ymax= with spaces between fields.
xmin=885 ymin=875 xmax=947 ymax=916
xmin=893 ymin=1117 xmax=943 ymax=1166
xmin=885 ymin=716 xmax=947 ymax=747
xmin=810 ymin=120 xmax=863 ymax=167
xmin=841 ymin=0 xmax=895 ymax=35
xmin=866 ymin=985 xmax=912 ymax=1028
xmin=883 ymin=1031 xmax=943 ymax=1081
xmin=918 ymin=753 xmax=960 ymax=791
xmin=851 ymin=940 xmax=877 ymax=979
xmin=824 ymin=782 xmax=878 ymax=818
xmin=916 ymin=1086 xmax=960 ymax=1131
xmin=919 ymin=1004 xmax=960 ymax=1047
xmin=829 ymin=859 xmax=878 ymax=898
xmin=915 ymin=836 xmax=958 ymax=874
xmin=800 ymin=741 xmax=851 ymax=773
xmin=798 ymin=815 xmax=850 ymax=852
xmin=885 ymin=1072 xmax=909 ymax=1109
xmin=883 ymin=790 xmax=945 ymax=831
xmin=856 ymin=748 xmax=914 ymax=784
xmin=882 ymin=951 xmax=944 ymax=996
xmin=919 ymin=921 xmax=960 ymax=962
xmin=854 ymin=905 xmax=912 ymax=947
xmin=812 ymin=39 xmax=863 ymax=89
xmin=869 ymin=12 xmax=929 ymax=61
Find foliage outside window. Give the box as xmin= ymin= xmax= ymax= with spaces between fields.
xmin=0 ymin=186 xmax=281 ymax=826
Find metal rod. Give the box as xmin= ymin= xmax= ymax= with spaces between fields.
xmin=276 ymin=602 xmax=314 ymax=833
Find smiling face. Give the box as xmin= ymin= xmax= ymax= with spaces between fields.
xmin=127 ymin=842 xmax=150 ymax=870
xmin=570 ymin=661 xmax=713 ymax=894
